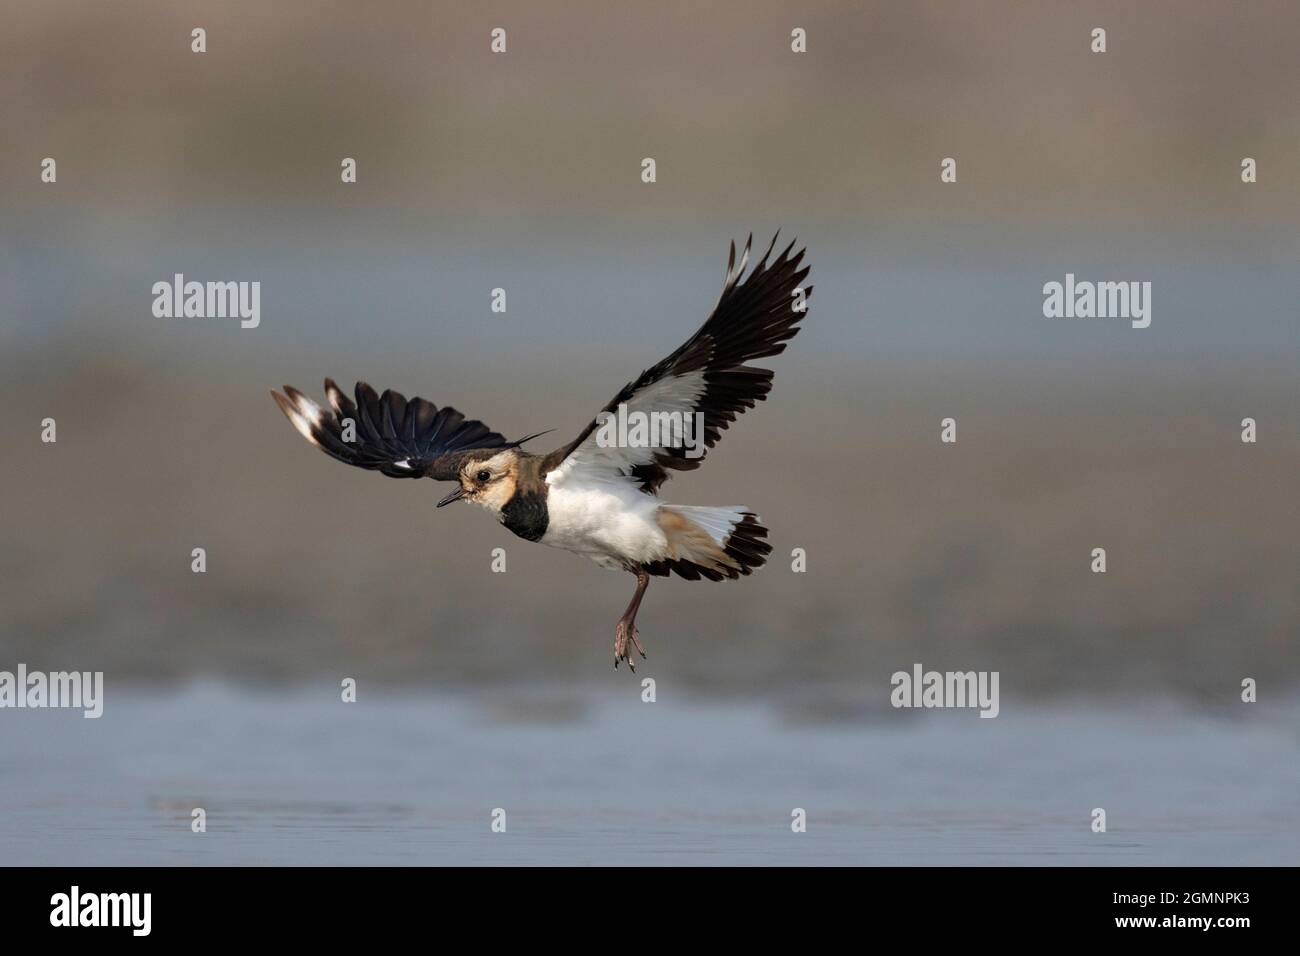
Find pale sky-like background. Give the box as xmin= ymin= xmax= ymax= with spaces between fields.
xmin=0 ymin=0 xmax=1295 ymax=694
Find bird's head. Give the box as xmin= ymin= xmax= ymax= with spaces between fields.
xmin=437 ymin=449 xmax=520 ymax=514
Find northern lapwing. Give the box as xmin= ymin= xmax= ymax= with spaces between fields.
xmin=272 ymin=234 xmax=811 ymax=670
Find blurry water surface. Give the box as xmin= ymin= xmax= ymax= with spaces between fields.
xmin=2 ymin=686 xmax=1296 ymax=865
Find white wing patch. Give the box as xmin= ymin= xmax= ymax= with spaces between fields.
xmin=547 ymin=368 xmax=708 ymax=488
xmin=279 ymin=392 xmax=325 ymax=446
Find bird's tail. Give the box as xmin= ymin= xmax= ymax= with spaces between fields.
xmin=649 ymin=505 xmax=771 ymax=581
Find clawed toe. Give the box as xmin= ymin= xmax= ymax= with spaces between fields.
xmin=613 ymin=621 xmax=647 ymax=672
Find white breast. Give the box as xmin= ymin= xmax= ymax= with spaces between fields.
xmin=541 ymin=467 xmax=668 ymax=570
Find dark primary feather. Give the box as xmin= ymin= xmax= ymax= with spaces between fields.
xmin=271 ymin=378 xmax=534 ymax=481
xmin=542 ymin=233 xmax=812 ymax=491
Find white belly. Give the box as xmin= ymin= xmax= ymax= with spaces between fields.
xmin=541 ymin=477 xmax=668 ymax=570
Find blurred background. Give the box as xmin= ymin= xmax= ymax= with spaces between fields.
xmin=1 ymin=1 xmax=1297 ymax=864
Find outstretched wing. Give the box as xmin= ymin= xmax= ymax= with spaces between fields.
xmin=272 ymin=378 xmax=534 ymax=480
xmin=542 ymin=233 xmax=811 ymax=492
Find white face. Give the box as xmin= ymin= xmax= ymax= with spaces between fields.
xmin=459 ymin=450 xmax=518 ymax=514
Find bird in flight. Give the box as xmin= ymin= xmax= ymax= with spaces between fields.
xmin=272 ymin=234 xmax=811 ymax=671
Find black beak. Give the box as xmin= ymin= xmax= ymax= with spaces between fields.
xmin=437 ymin=486 xmax=467 ymax=508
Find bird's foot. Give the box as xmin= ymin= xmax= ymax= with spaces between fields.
xmin=613 ymin=619 xmax=647 ymax=672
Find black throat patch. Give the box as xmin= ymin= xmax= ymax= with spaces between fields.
xmin=500 ymin=491 xmax=549 ymax=542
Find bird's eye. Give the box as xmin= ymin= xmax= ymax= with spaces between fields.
xmin=476 ymin=470 xmax=491 ymax=483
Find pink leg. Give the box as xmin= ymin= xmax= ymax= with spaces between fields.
xmin=613 ymin=570 xmax=650 ymax=671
